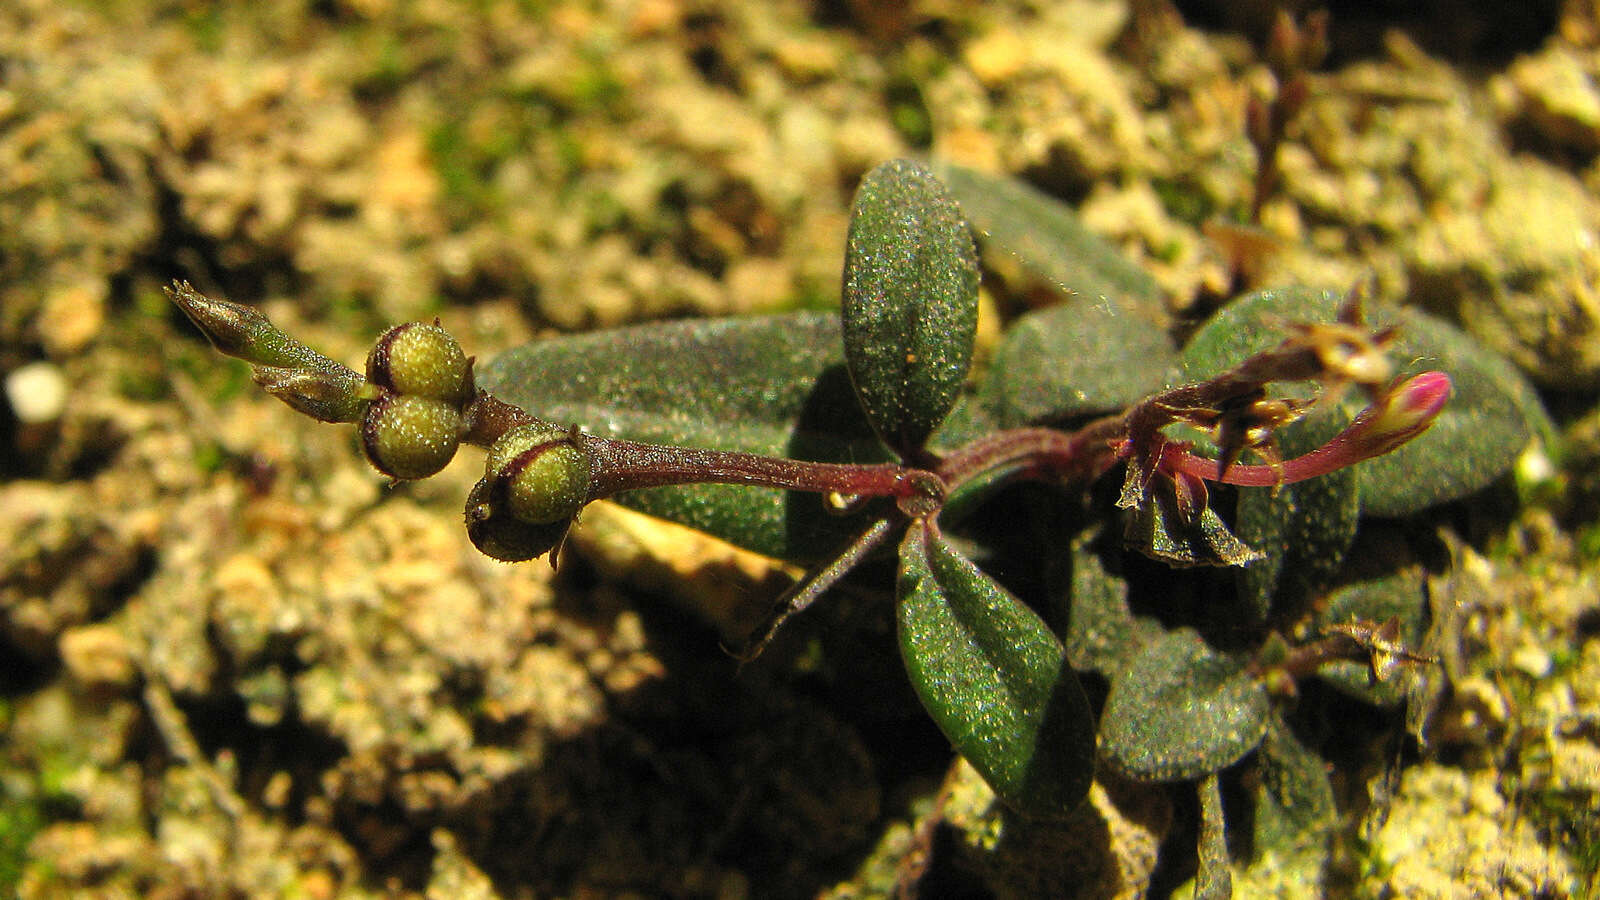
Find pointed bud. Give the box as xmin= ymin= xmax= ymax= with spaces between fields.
xmin=1267 ymin=9 xmax=1298 ymax=75
xmin=1295 ymin=320 xmax=1395 ymax=390
xmin=1301 ymin=10 xmax=1330 ymax=69
xmin=252 ymin=365 xmax=372 ymax=423
xmin=167 ymin=281 xmax=340 ymax=372
xmin=1353 ymin=371 xmax=1452 ymax=455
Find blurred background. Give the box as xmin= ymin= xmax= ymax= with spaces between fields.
xmin=2 ymin=1 xmax=1597 ymax=896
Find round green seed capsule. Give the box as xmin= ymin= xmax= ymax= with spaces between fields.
xmin=464 ymin=478 xmax=569 ymax=562
xmin=362 ymin=394 xmax=462 ymax=480
xmin=367 ymin=322 xmax=472 ymax=405
xmin=484 ymin=423 xmax=592 ymax=524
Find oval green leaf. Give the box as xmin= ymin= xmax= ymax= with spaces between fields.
xmin=932 ymin=163 xmax=1167 ymax=319
xmin=1100 ymin=627 xmax=1270 ymax=781
xmin=842 ymin=159 xmax=979 ymax=456
xmin=1251 ymin=712 xmax=1337 ymax=853
xmin=935 ymin=163 xmax=1181 ymax=426
xmin=1062 ymin=529 xmax=1153 ymax=677
xmin=896 ymin=522 xmax=1095 ymax=820
xmin=983 ymin=299 xmax=1180 ymax=427
xmin=477 ymin=312 xmax=890 ymax=561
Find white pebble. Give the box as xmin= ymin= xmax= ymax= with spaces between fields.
xmin=5 ymin=361 xmax=67 ymax=423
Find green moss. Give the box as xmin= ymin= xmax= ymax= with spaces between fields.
xmin=1576 ymin=521 xmax=1600 ymax=561
xmin=568 ymin=48 xmax=626 ymax=112
xmin=117 ymin=327 xmax=183 ymax=402
xmin=179 ymin=4 xmax=226 ymax=53
xmin=429 ymin=118 xmax=490 ymax=211
xmin=0 ymin=719 xmax=83 ymax=895
xmin=0 ymin=792 xmax=44 ymax=894
xmin=887 ymin=80 xmax=933 ymax=149
xmin=1151 ymin=176 xmax=1216 ymax=225
xmin=358 ymin=32 xmax=413 ymax=96
xmin=1521 ymin=789 xmax=1600 ymax=888
xmin=191 ymin=441 xmax=227 ymax=476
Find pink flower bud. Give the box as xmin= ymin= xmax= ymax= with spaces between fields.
xmin=1359 ymin=371 xmax=1452 ymax=450
xmin=1162 ymin=371 xmax=1452 ymax=489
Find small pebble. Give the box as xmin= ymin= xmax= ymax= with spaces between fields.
xmin=5 ymin=361 xmax=67 ymax=423
xmin=59 ymin=624 xmax=136 ymax=690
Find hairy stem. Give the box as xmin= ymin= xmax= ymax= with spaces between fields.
xmin=582 ymin=435 xmax=942 ymax=505
xmin=936 ymin=416 xmax=1126 ymax=488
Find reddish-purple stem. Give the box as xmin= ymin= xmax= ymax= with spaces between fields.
xmin=583 ymin=436 xmax=935 ymax=502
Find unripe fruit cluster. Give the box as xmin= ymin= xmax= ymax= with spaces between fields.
xmin=467 ymin=423 xmax=593 ymax=562
xmin=355 ymin=322 xmax=595 ymax=562
xmin=360 ymin=322 xmax=474 ymax=480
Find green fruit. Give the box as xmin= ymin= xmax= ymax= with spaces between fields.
xmin=361 ymin=394 xmax=462 ymax=480
xmin=464 ymin=477 xmax=570 ymax=562
xmin=484 ymin=423 xmax=592 ymax=524
xmin=367 ymin=322 xmax=473 ymax=405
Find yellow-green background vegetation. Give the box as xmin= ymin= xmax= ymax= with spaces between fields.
xmin=2 ymin=0 xmax=1598 ymax=896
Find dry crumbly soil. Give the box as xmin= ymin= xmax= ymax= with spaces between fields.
xmin=2 ymin=0 xmax=1599 ymax=897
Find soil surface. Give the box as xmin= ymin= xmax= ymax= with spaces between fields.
xmin=2 ymin=1 xmax=1597 ymax=897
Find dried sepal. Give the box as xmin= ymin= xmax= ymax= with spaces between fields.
xmin=1321 ymin=616 xmax=1437 ymax=686
xmin=1278 ymin=319 xmax=1398 ymax=404
xmin=1163 ymin=389 xmax=1310 ymax=483
xmin=1120 ymin=452 xmax=1263 ymax=567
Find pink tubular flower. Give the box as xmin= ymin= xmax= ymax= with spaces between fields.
xmin=1168 ymin=371 xmax=1453 ymax=488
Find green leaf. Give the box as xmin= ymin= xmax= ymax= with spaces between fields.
xmin=1100 ymin=628 xmax=1270 ymax=781
xmin=1227 ymin=713 xmax=1337 ymax=896
xmin=477 ymin=312 xmax=890 ymax=561
xmin=842 ymin=159 xmax=980 ymax=455
xmin=896 ymin=521 xmax=1095 ymax=820
xmin=982 ymin=299 xmax=1180 ymax=427
xmin=932 ymin=163 xmax=1167 ymax=318
xmin=1060 ymin=528 xmax=1162 ymax=677
xmin=1179 ymin=286 xmax=1550 ymax=516
xmin=1251 ymin=713 xmax=1337 ymax=855
xmin=1234 ymin=407 xmax=1361 ymax=623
